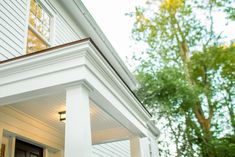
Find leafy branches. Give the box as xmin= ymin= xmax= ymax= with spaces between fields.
xmin=132 ymin=0 xmax=235 ymax=156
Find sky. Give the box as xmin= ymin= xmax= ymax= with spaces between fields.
xmin=81 ymin=0 xmax=146 ymax=69
xmin=82 ymin=0 xmax=235 ymax=71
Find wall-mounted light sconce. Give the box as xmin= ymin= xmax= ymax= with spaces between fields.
xmin=58 ymin=111 xmax=66 ymax=122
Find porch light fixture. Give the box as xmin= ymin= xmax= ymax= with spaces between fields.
xmin=58 ymin=111 xmax=66 ymax=122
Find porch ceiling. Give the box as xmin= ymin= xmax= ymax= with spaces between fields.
xmin=9 ymin=92 xmax=131 ymax=142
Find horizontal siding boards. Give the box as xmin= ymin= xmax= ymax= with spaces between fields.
xmin=0 ymin=0 xmax=81 ymax=61
xmin=0 ymin=0 xmax=27 ymax=61
xmin=1 ymin=41 xmax=22 ymax=57
xmin=0 ymin=1 xmax=26 ymax=25
xmin=0 ymin=18 xmax=25 ymax=39
xmin=0 ymin=25 xmax=25 ymax=51
xmin=9 ymin=0 xmax=27 ymax=16
xmin=92 ymin=140 xmax=131 ymax=157
xmin=0 ymin=11 xmax=25 ymax=33
xmin=50 ymin=0 xmax=80 ymax=46
xmin=0 ymin=46 xmax=20 ymax=61
xmin=0 ymin=52 xmax=8 ymax=60
xmin=54 ymin=17 xmax=79 ymax=45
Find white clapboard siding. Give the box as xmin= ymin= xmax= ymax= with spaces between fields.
xmin=54 ymin=16 xmax=80 ymax=45
xmin=0 ymin=52 xmax=8 ymax=61
xmin=0 ymin=0 xmax=28 ymax=61
xmin=0 ymin=0 xmax=82 ymax=62
xmin=49 ymin=0 xmax=80 ymax=46
xmin=92 ymin=140 xmax=131 ymax=157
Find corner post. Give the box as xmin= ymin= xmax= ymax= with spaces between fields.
xmin=43 ymin=148 xmax=49 ymax=157
xmin=64 ymin=82 xmax=93 ymax=157
xmin=8 ymin=136 xmax=16 ymax=157
xmin=130 ymin=137 xmax=143 ymax=157
xmin=149 ymin=137 xmax=159 ymax=157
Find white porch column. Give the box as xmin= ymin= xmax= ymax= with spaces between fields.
xmin=150 ymin=137 xmax=159 ymax=157
xmin=130 ymin=137 xmax=142 ymax=157
xmin=9 ymin=136 xmax=16 ymax=157
xmin=130 ymin=137 xmax=154 ymax=157
xmin=64 ymin=83 xmax=92 ymax=157
xmin=43 ymin=148 xmax=49 ymax=157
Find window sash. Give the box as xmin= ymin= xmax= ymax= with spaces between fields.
xmin=26 ymin=0 xmax=52 ymax=54
xmin=27 ymin=27 xmax=48 ymax=54
xmin=29 ymin=0 xmax=51 ymax=41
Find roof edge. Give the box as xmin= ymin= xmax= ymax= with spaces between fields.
xmin=58 ymin=0 xmax=138 ymax=90
xmin=0 ymin=38 xmax=152 ymax=117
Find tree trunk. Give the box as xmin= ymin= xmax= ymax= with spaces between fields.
xmin=171 ymin=12 xmax=215 ymax=157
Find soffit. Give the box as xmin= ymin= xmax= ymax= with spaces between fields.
xmin=9 ymin=92 xmax=124 ymax=133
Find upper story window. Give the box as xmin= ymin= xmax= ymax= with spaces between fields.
xmin=27 ymin=0 xmax=51 ymax=54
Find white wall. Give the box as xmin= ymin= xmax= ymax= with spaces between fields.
xmin=93 ymin=140 xmax=131 ymax=157
xmin=0 ymin=0 xmax=84 ymax=61
xmin=0 ymin=0 xmax=28 ymax=60
xmin=49 ymin=0 xmax=84 ymax=46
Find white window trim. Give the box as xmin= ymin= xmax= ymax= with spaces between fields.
xmin=37 ymin=0 xmax=56 ymax=45
xmin=23 ymin=0 xmax=31 ymax=54
xmin=25 ymin=0 xmax=56 ymax=53
xmin=28 ymin=24 xmax=51 ymax=47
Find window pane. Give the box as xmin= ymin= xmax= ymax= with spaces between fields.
xmin=27 ymin=28 xmax=48 ymax=54
xmin=36 ymin=19 xmax=43 ymax=33
xmin=29 ymin=0 xmax=50 ymax=42
xmin=29 ymin=12 xmax=36 ymax=27
xmin=36 ymin=5 xmax=43 ymax=21
xmin=42 ymin=26 xmax=49 ymax=40
xmin=30 ymin=0 xmax=37 ymax=15
xmin=43 ymin=12 xmax=50 ymax=26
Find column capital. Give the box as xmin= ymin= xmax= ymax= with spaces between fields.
xmin=65 ymin=79 xmax=94 ymax=93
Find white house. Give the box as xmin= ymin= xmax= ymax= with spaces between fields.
xmin=0 ymin=0 xmax=160 ymax=157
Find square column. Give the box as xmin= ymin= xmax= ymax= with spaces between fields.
xmin=64 ymin=83 xmax=92 ymax=157
xmin=150 ymin=137 xmax=159 ymax=157
xmin=130 ymin=137 xmax=155 ymax=157
xmin=9 ymin=136 xmax=16 ymax=157
xmin=43 ymin=148 xmax=49 ymax=157
xmin=130 ymin=137 xmax=143 ymax=157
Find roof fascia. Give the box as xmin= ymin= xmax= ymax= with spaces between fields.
xmin=57 ymin=0 xmax=138 ymax=90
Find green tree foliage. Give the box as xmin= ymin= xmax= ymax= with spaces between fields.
xmin=214 ymin=0 xmax=235 ymax=20
xmin=131 ymin=0 xmax=235 ymax=156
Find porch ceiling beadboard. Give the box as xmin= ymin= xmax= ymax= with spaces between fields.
xmin=9 ymin=92 xmax=125 ymax=133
